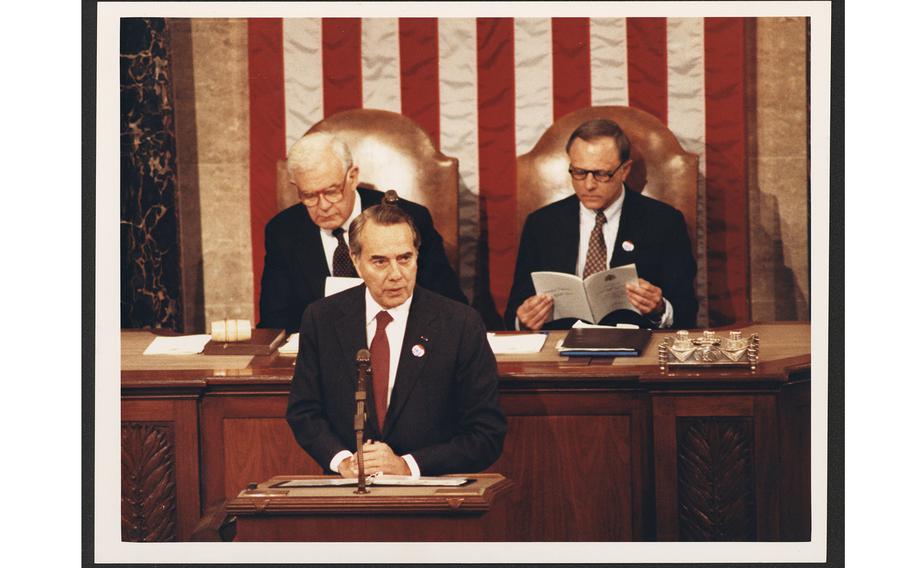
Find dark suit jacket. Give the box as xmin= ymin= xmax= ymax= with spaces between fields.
xmin=259 ymin=186 xmax=467 ymax=332
xmin=286 ymin=285 xmax=507 ymax=476
xmin=504 ymin=190 xmax=697 ymax=330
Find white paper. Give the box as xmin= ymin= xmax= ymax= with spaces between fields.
xmin=142 ymin=334 xmax=212 ymax=355
xmin=325 ymin=276 xmax=363 ymax=297
xmin=277 ymin=475 xmax=469 ymax=487
xmin=531 ymin=264 xmax=639 ymax=323
xmin=278 ymin=332 xmax=299 ymax=354
xmin=486 ymin=332 xmax=548 ymax=354
xmin=582 ymin=264 xmax=640 ymax=322
xmin=531 ymin=271 xmax=594 ymax=322
xmin=571 ymin=320 xmax=640 ymax=330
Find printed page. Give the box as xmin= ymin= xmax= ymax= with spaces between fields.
xmin=325 ymin=276 xmax=363 ymax=297
xmin=531 ymin=271 xmax=594 ymax=322
xmin=278 ymin=332 xmax=299 ymax=355
xmin=582 ymin=264 xmax=640 ymax=323
xmin=486 ymin=332 xmax=548 ymax=354
xmin=142 ymin=334 xmax=212 ymax=355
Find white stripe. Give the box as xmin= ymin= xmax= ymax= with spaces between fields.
xmin=283 ymin=18 xmax=323 ymax=153
xmin=667 ymin=17 xmax=706 ymax=165
xmin=590 ymin=18 xmax=628 ymax=106
xmin=514 ymin=18 xmax=553 ymax=155
xmin=438 ymin=18 xmax=479 ymax=302
xmin=666 ymin=17 xmax=708 ymax=327
xmin=361 ymin=18 xmax=401 ymax=113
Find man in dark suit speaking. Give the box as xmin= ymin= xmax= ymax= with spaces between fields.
xmin=286 ymin=204 xmax=506 ymax=477
xmin=259 ymin=132 xmax=466 ymax=332
xmin=504 ymin=119 xmax=697 ymax=330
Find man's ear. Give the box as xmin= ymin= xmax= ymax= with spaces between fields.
xmin=618 ymin=159 xmax=633 ymax=184
xmin=348 ymin=166 xmax=360 ymax=187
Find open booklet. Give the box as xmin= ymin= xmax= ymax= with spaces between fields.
xmin=531 ymin=264 xmax=640 ymax=324
xmin=274 ymin=475 xmax=470 ymax=487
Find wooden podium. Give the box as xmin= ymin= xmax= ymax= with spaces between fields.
xmin=224 ymin=473 xmax=516 ymax=541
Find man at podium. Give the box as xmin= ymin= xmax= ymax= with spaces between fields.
xmin=286 ymin=203 xmax=507 ymax=478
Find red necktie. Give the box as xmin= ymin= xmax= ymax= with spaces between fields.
xmin=370 ymin=311 xmax=393 ymax=430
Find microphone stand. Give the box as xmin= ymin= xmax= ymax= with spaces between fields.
xmin=354 ymin=349 xmax=371 ymax=494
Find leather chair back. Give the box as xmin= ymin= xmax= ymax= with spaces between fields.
xmin=277 ymin=109 xmax=460 ymax=270
xmin=517 ymin=106 xmax=698 ymax=249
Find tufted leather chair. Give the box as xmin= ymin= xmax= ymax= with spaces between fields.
xmin=516 ymin=106 xmax=698 ymax=252
xmin=277 ymin=109 xmax=460 ymax=271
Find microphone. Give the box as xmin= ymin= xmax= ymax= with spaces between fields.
xmin=381 ymin=189 xmax=399 ymax=205
xmin=354 ymin=348 xmax=371 ymax=494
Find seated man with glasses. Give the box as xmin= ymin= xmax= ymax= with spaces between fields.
xmin=259 ymin=132 xmax=466 ymax=332
xmin=504 ymin=119 xmax=697 ymax=330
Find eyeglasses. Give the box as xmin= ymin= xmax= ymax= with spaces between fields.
xmin=298 ymin=168 xmax=350 ymax=207
xmin=568 ymin=161 xmax=627 ymax=183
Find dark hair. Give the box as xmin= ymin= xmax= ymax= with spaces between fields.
xmin=564 ymin=119 xmax=631 ymax=163
xmin=348 ymin=204 xmax=421 ymax=257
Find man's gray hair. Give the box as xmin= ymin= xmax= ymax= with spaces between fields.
xmin=286 ymin=132 xmax=353 ymax=176
xmin=348 ymin=204 xmax=421 ymax=257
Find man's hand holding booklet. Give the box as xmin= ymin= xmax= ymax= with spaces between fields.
xmin=531 ymin=264 xmax=640 ymax=325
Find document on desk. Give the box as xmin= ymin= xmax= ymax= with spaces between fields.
xmin=278 ymin=332 xmax=299 ymax=355
xmin=143 ymin=335 xmax=212 ymax=355
xmin=275 ymin=475 xmax=470 ymax=487
xmin=325 ymin=276 xmax=363 ymax=297
xmin=486 ymin=332 xmax=547 ymax=354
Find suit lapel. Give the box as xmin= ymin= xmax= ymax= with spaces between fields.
xmin=331 ymin=287 xmax=379 ymax=434
xmin=555 ymin=196 xmax=582 ymax=274
xmin=291 ymin=207 xmax=331 ymax=297
xmin=382 ymin=287 xmax=437 ymax=437
xmin=359 ymin=186 xmax=382 ymax=207
xmin=610 ymin=189 xmax=642 ymax=269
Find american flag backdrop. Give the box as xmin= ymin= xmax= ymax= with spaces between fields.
xmin=242 ymin=17 xmax=753 ymax=326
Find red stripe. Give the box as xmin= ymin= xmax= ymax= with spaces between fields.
xmin=476 ymin=18 xmax=517 ymax=315
xmin=551 ymin=18 xmax=591 ymax=120
xmin=704 ymin=17 xmax=749 ymax=324
xmin=248 ymin=19 xmax=285 ymax=324
xmin=399 ymin=18 xmax=440 ymax=149
xmin=626 ymin=18 xmax=668 ymax=125
xmin=322 ymin=18 xmax=362 ymax=117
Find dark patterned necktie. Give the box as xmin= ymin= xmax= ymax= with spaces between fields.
xmin=583 ymin=209 xmax=607 ymax=278
xmin=331 ymin=228 xmax=357 ymax=277
xmin=370 ymin=310 xmax=393 ymax=431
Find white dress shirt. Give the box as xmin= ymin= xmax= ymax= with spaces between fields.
xmin=574 ymin=188 xmax=674 ymax=328
xmin=575 ymin=188 xmax=625 ymax=276
xmin=318 ymin=190 xmax=362 ymax=272
xmin=329 ymin=289 xmax=421 ymax=478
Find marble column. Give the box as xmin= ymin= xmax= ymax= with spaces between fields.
xmin=120 ymin=18 xmax=182 ymax=329
xmin=750 ymin=18 xmax=810 ymax=321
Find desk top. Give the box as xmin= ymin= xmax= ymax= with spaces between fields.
xmin=225 ymin=473 xmax=514 ymax=515
xmin=121 ymin=322 xmax=810 ymax=390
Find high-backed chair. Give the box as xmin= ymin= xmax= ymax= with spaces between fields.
xmin=516 ymin=106 xmax=698 ymax=252
xmin=277 ymin=109 xmax=460 ymax=271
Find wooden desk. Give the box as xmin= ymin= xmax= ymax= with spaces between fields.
xmin=120 ymin=322 xmax=810 ymax=542
xmin=225 ymin=474 xmax=515 ymax=541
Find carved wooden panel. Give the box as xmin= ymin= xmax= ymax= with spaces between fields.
xmin=122 ymin=423 xmax=178 ymax=542
xmin=676 ymin=417 xmax=756 ymax=541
